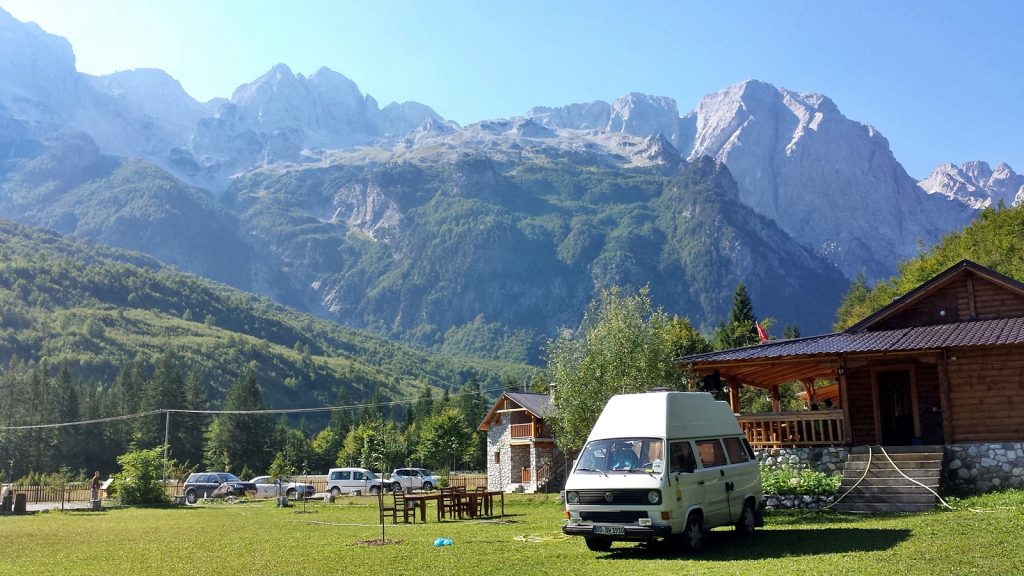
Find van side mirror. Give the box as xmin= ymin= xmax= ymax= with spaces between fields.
xmin=651 ymin=460 xmax=663 ymax=474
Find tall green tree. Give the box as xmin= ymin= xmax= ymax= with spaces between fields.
xmin=208 ymin=368 xmax=273 ymax=474
xmin=176 ymin=369 xmax=207 ymax=467
xmin=137 ymin=354 xmax=186 ymax=449
xmin=54 ymin=362 xmax=82 ymax=470
xmin=339 ymin=419 xmax=405 ymax=471
xmin=547 ymin=286 xmax=688 ymax=453
xmin=456 ymin=376 xmax=489 ymax=470
xmin=415 ymin=407 xmax=475 ymax=471
xmin=715 ymin=283 xmax=760 ymax=350
xmin=329 ymin=387 xmax=352 ymax=441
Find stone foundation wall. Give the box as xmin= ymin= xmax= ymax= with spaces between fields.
xmin=755 ymin=447 xmax=849 ymax=475
xmin=945 ymin=443 xmax=1024 ymax=493
xmin=763 ymin=494 xmax=836 ymax=510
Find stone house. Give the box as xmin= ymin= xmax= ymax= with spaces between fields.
xmin=478 ymin=392 xmax=561 ymax=493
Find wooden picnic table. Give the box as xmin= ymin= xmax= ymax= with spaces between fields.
xmin=402 ymin=490 xmax=504 ymax=522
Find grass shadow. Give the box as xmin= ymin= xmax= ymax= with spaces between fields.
xmin=601 ymin=527 xmax=912 ymax=561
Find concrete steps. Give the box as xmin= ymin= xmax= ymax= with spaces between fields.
xmin=834 ymin=446 xmax=944 ymax=513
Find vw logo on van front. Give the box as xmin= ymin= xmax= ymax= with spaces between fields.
xmin=604 ymin=492 xmax=614 ymax=503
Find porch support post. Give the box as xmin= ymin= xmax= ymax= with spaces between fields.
xmin=801 ymin=378 xmax=816 ymax=408
xmin=770 ymin=385 xmax=781 ymax=412
xmin=726 ymin=377 xmax=741 ymax=414
xmin=938 ymin=350 xmax=955 ymax=443
xmin=838 ymin=360 xmax=853 ymax=444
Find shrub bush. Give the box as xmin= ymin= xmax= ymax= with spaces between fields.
xmin=108 ymin=446 xmax=170 ymax=505
xmin=761 ymin=465 xmax=840 ymax=496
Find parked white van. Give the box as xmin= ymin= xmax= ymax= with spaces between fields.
xmin=563 ymin=391 xmax=763 ymax=553
xmin=326 ymin=467 xmax=383 ymax=496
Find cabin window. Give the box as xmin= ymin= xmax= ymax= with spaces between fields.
xmin=494 ymin=451 xmax=501 ymax=464
xmin=696 ymin=439 xmax=728 ymax=468
xmin=723 ymin=437 xmax=749 ymax=464
xmin=670 ymin=441 xmax=697 ymax=473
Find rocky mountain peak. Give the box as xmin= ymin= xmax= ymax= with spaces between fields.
xmin=919 ymin=160 xmax=1023 ymax=209
xmin=629 ymin=133 xmax=681 ymax=167
xmin=0 ymin=6 xmax=79 ymax=122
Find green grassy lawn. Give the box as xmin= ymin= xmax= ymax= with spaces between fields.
xmin=3 ymin=491 xmax=1023 ymax=575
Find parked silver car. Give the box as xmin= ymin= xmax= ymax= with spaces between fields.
xmin=249 ymin=476 xmax=316 ymax=499
xmin=389 ymin=468 xmax=439 ymax=492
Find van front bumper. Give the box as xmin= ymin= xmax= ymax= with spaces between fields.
xmin=563 ymin=522 xmax=672 ymax=540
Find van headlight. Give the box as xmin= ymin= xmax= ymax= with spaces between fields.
xmin=647 ymin=490 xmax=661 ymax=505
xmin=565 ymin=491 xmax=579 ymax=504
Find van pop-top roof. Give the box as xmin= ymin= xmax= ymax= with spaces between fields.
xmin=587 ymin=391 xmax=741 ymax=441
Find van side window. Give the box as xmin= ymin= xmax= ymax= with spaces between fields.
xmin=339 ymin=471 xmax=351 ymax=480
xmin=723 ymin=437 xmax=750 ymax=463
xmin=696 ymin=439 xmax=728 ymax=468
xmin=670 ymin=441 xmax=697 ymax=473
xmin=353 ymin=471 xmax=364 ymax=481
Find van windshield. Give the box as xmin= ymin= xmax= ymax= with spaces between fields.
xmin=575 ymin=438 xmax=663 ymax=473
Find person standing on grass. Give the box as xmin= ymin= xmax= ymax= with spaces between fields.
xmin=91 ymin=470 xmax=101 ymax=501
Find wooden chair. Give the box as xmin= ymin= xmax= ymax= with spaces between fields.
xmin=467 ymin=486 xmax=487 ymax=517
xmin=439 ymin=487 xmax=462 ymax=520
xmin=381 ymin=490 xmax=414 ymax=523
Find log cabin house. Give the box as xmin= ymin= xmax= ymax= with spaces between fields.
xmin=681 ymin=260 xmax=1024 ymax=450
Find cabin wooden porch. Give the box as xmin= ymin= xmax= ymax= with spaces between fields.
xmin=737 ymin=410 xmax=847 ymax=448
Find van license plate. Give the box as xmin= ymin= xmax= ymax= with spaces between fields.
xmin=593 ymin=525 xmax=625 ymax=536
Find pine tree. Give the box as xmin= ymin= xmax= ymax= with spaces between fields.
xmin=718 ymin=283 xmax=760 ymax=349
xmin=457 ymin=376 xmax=489 ymax=469
xmin=177 ymin=369 xmax=207 ymax=467
xmin=329 ymin=387 xmax=352 ymax=440
xmin=217 ymin=368 xmax=273 ymax=474
xmin=55 ymin=362 xmax=81 ymax=470
xmin=137 ymin=354 xmax=186 ymax=449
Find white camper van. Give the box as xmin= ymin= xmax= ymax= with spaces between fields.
xmin=563 ymin=391 xmax=762 ymax=553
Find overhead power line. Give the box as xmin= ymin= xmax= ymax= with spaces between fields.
xmin=0 ymin=381 xmax=519 ymax=431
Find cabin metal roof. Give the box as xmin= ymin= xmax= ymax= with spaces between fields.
xmin=683 ymin=316 xmax=1024 ymax=367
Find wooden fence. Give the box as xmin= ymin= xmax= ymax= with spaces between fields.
xmin=6 ymin=472 xmax=489 ymax=503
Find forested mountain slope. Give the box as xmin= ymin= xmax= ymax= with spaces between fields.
xmin=0 ymin=218 xmax=527 ymax=410
xmin=834 ymin=204 xmax=1024 ymax=330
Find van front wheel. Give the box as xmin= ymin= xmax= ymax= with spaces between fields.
xmin=735 ymin=500 xmax=756 ymax=536
xmin=681 ymin=513 xmax=704 ymax=554
xmin=584 ymin=536 xmax=612 ymax=552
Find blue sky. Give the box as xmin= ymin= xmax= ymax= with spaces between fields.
xmin=3 ymin=0 xmax=1022 ymax=178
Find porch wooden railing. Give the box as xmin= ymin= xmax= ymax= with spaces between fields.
xmin=510 ymin=423 xmax=534 ymax=439
xmin=536 ymin=464 xmax=550 ymax=485
xmin=510 ymin=422 xmax=553 ymax=439
xmin=737 ymin=410 xmax=846 ymax=448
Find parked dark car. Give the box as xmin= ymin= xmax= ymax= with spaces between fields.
xmin=183 ymin=472 xmax=256 ymax=504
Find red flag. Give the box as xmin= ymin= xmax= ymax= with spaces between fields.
xmin=756 ymin=321 xmax=769 ymax=344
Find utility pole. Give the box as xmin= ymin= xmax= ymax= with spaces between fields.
xmin=163 ymin=411 xmax=170 ymax=482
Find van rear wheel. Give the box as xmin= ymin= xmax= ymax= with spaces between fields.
xmin=584 ymin=536 xmax=612 ymax=552
xmin=735 ymin=500 xmax=756 ymax=536
xmin=681 ymin=513 xmax=704 ymax=554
